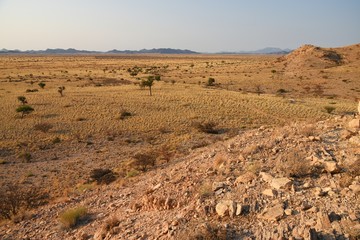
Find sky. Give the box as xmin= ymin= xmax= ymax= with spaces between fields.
xmin=0 ymin=0 xmax=359 ymax=52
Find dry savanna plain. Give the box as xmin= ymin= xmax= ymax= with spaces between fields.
xmin=0 ymin=44 xmax=360 ymax=238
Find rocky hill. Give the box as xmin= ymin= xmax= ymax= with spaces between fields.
xmin=1 ymin=114 xmax=359 ymax=239
xmin=278 ymin=43 xmax=360 ymax=76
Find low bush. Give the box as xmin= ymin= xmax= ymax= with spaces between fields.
xmin=34 ymin=122 xmax=53 ymax=133
xmin=119 ymin=109 xmax=132 ymax=120
xmin=324 ymin=106 xmax=336 ymax=114
xmin=59 ymin=206 xmax=88 ymax=229
xmin=132 ymin=151 xmax=157 ymax=171
xmin=0 ymin=184 xmax=48 ymax=220
xmin=193 ymin=121 xmax=221 ymax=134
xmin=90 ymin=168 xmax=116 ymax=185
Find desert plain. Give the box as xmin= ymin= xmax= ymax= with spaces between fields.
xmin=0 ymin=44 xmax=359 ymax=239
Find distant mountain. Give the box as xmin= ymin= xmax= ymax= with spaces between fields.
xmin=218 ymin=47 xmax=292 ymax=55
xmin=0 ymin=48 xmax=198 ymax=55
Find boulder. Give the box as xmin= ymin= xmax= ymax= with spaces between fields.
xmin=212 ymin=182 xmax=226 ymax=192
xmin=270 ymin=177 xmax=292 ymax=190
xmin=215 ymin=200 xmax=236 ymax=217
xmin=262 ymin=188 xmax=277 ymax=197
xmin=315 ymin=212 xmax=332 ymax=231
xmin=258 ymin=203 xmax=284 ymax=221
xmin=348 ymin=119 xmax=360 ymax=129
xmin=235 ymin=172 xmax=257 ymax=185
xmin=323 ymin=161 xmax=341 ymax=174
xmin=259 ymin=172 xmax=273 ymax=183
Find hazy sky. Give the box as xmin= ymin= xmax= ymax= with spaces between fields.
xmin=1 ymin=0 xmax=359 ymax=52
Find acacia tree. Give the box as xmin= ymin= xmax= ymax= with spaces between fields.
xmin=16 ymin=105 xmax=34 ymax=118
xmin=17 ymin=96 xmax=27 ymax=105
xmin=141 ymin=76 xmax=155 ymax=96
xmin=58 ymin=86 xmax=65 ymax=97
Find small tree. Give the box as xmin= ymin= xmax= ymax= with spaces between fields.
xmin=207 ymin=77 xmax=215 ymax=86
xmin=141 ymin=76 xmax=155 ymax=96
xmin=255 ymin=85 xmax=263 ymax=95
xmin=17 ymin=96 xmax=27 ymax=105
xmin=133 ymin=152 xmax=157 ymax=171
xmin=38 ymin=82 xmax=46 ymax=89
xmin=58 ymin=86 xmax=65 ymax=97
xmin=16 ymin=105 xmax=34 ymax=118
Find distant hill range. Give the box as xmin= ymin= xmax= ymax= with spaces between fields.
xmin=0 ymin=48 xmax=198 ymax=55
xmin=0 ymin=47 xmax=292 ymax=55
xmin=217 ymin=47 xmax=292 ymax=55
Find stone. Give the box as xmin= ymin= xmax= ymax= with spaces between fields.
xmin=340 ymin=130 xmax=354 ymax=140
xmin=270 ymin=177 xmax=292 ymax=190
xmin=215 ymin=200 xmax=236 ymax=217
xmin=323 ymin=161 xmax=341 ymax=174
xmin=238 ymin=154 xmax=246 ymax=161
xmin=301 ymin=201 xmax=312 ymax=211
xmin=284 ymin=209 xmax=293 ymax=216
xmin=258 ymin=203 xmax=284 ymax=221
xmin=236 ymin=203 xmax=243 ymax=216
xmin=262 ymin=188 xmax=277 ymax=197
xmin=349 ymin=184 xmax=360 ymax=194
xmin=235 ymin=172 xmax=257 ymax=185
xmin=349 ymin=136 xmax=360 ymax=145
xmin=212 ymin=182 xmax=226 ymax=192
xmin=348 ymin=119 xmax=360 ymax=129
xmin=259 ymin=172 xmax=273 ymax=183
xmin=315 ymin=212 xmax=332 ymax=231
xmin=313 ymin=187 xmax=326 ymax=197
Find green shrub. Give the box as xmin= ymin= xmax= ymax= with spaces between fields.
xmin=59 ymin=206 xmax=88 ymax=229
xmin=126 ymin=169 xmax=140 ymax=178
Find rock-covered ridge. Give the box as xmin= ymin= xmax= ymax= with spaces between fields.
xmin=0 ymin=115 xmax=359 ymax=239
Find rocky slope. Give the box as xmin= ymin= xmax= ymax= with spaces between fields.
xmin=0 ymin=115 xmax=359 ymax=240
